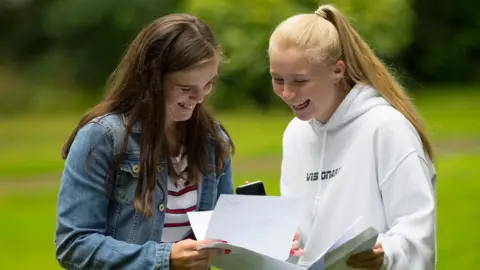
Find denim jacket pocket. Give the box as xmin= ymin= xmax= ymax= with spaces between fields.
xmin=114 ymin=158 xmax=140 ymax=204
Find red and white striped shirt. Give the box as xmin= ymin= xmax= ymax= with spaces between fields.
xmin=161 ymin=148 xmax=197 ymax=242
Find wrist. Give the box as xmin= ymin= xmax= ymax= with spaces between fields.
xmin=155 ymin=242 xmax=174 ymax=270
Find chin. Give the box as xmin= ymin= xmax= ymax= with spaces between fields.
xmin=173 ymin=115 xmax=193 ymax=123
xmin=292 ymin=109 xmax=314 ymax=121
xmin=295 ymin=114 xmax=314 ymax=121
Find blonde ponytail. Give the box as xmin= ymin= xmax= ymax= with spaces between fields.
xmin=270 ymin=5 xmax=433 ymax=160
xmin=316 ymin=5 xmax=433 ymax=159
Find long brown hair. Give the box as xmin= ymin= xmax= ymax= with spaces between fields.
xmin=62 ymin=14 xmax=235 ymax=217
xmin=269 ymin=4 xmax=433 ymax=160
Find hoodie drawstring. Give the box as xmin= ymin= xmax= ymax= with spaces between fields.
xmin=316 ymin=130 xmax=327 ymax=198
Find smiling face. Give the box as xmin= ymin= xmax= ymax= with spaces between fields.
xmin=163 ymin=58 xmax=219 ymax=125
xmin=269 ymin=45 xmax=346 ymax=122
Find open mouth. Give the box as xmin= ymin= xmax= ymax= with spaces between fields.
xmin=291 ymin=100 xmax=310 ymax=111
xmin=178 ymin=103 xmax=195 ymax=109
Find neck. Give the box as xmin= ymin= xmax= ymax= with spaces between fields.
xmin=315 ymin=81 xmax=351 ymax=124
xmin=165 ymin=122 xmax=183 ymax=156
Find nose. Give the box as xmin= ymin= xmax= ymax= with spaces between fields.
xmin=189 ymin=89 xmax=204 ymax=103
xmin=281 ymin=85 xmax=295 ymax=101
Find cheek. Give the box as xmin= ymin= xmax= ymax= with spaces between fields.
xmin=272 ymin=82 xmax=283 ymax=96
xmin=166 ymin=91 xmax=185 ymax=104
xmin=203 ymin=84 xmax=213 ymax=96
xmin=307 ymin=82 xmax=336 ymax=106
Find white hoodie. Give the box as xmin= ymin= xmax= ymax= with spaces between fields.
xmin=281 ymin=84 xmax=437 ymax=269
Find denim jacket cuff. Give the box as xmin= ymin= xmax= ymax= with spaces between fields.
xmin=155 ymin=242 xmax=173 ymax=270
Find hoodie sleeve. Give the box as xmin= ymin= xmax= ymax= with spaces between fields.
xmin=280 ymin=118 xmax=298 ymax=197
xmin=374 ymin=118 xmax=437 ymax=270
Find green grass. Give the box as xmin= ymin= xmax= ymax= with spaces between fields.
xmin=0 ymin=87 xmax=479 ymax=269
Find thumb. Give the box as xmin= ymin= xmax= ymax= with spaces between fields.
xmin=199 ymin=239 xmax=228 ymax=245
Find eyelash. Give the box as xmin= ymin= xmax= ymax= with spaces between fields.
xmin=180 ymin=81 xmax=214 ymax=92
xmin=273 ymin=78 xmax=284 ymax=84
xmin=294 ymin=80 xmax=308 ymax=84
xmin=273 ymin=78 xmax=308 ymax=84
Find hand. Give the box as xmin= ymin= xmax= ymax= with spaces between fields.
xmin=170 ymin=239 xmax=230 ymax=270
xmin=290 ymin=230 xmax=304 ymax=257
xmin=347 ymin=241 xmax=384 ymax=269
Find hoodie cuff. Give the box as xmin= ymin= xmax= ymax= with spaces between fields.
xmin=380 ymin=254 xmax=388 ymax=270
xmin=155 ymin=242 xmax=173 ymax=270
xmin=378 ymin=234 xmax=390 ymax=270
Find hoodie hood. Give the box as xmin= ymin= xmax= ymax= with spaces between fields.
xmin=309 ymin=84 xmax=390 ymax=133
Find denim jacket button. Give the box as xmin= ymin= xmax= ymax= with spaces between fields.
xmin=132 ymin=165 xmax=140 ymax=174
xmin=157 ymin=165 xmax=163 ymax=172
xmin=158 ymin=203 xmax=165 ymax=212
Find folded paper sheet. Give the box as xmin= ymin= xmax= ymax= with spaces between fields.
xmin=187 ymin=195 xmax=378 ymax=270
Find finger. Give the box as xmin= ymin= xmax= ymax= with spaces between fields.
xmin=373 ymin=241 xmax=383 ymax=249
xmin=244 ymin=181 xmax=249 ymax=184
xmin=199 ymin=244 xmax=232 ymax=256
xmin=198 ymin=239 xmax=230 ymax=256
xmin=189 ymin=250 xmax=211 ymax=261
xmin=373 ymin=245 xmax=384 ymax=254
xmin=293 ymin=230 xmax=299 ymax=240
xmin=218 ymin=248 xmax=232 ymax=256
xmin=188 ymin=256 xmax=210 ymax=268
xmin=202 ymin=247 xmax=231 ymax=256
xmin=291 ymin=240 xmax=300 ymax=250
xmin=290 ymin=248 xmax=305 ymax=257
xmin=199 ymin=239 xmax=228 ymax=245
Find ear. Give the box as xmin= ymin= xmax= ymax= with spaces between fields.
xmin=331 ymin=60 xmax=345 ymax=83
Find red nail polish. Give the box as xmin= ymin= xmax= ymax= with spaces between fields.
xmin=225 ymin=249 xmax=231 ymax=254
xmin=221 ymin=240 xmax=228 ymax=243
xmin=290 ymin=249 xmax=295 ymax=255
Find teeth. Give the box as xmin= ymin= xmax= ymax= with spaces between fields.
xmin=179 ymin=103 xmax=195 ymax=109
xmin=291 ymin=100 xmax=309 ymax=110
xmin=292 ymin=100 xmax=308 ymax=107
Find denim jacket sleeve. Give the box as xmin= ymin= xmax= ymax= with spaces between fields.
xmin=55 ymin=122 xmax=172 ymax=270
xmin=215 ymin=128 xmax=234 ymax=199
xmin=216 ymin=156 xmax=234 ymax=200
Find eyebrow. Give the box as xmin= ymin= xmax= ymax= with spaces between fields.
xmin=175 ymin=75 xmax=218 ymax=88
xmin=270 ymin=72 xmax=308 ymax=77
xmin=176 ymin=84 xmax=195 ymax=88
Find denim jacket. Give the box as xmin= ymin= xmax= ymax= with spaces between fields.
xmin=55 ymin=114 xmax=234 ymax=270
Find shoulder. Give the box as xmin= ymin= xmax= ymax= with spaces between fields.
xmin=90 ymin=113 xmax=127 ymax=137
xmin=283 ymin=117 xmax=314 ymax=144
xmin=210 ymin=121 xmax=232 ymax=146
xmin=217 ymin=122 xmax=230 ymax=141
xmin=367 ymin=106 xmax=429 ymax=162
xmin=74 ymin=113 xmax=128 ymax=156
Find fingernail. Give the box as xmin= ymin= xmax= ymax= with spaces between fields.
xmin=225 ymin=249 xmax=231 ymax=254
xmin=221 ymin=240 xmax=228 ymax=243
xmin=290 ymin=249 xmax=295 ymax=255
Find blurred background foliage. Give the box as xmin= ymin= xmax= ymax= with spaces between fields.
xmin=1 ymin=0 xmax=478 ymax=114
xmin=0 ymin=0 xmax=479 ymax=269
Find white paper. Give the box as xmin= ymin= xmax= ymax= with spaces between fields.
xmin=186 ymin=210 xmax=212 ymax=241
xmin=200 ymin=242 xmax=304 ymax=270
xmin=308 ymin=216 xmax=379 ymax=270
xmin=187 ymin=194 xmax=378 ymax=270
xmin=203 ymin=194 xmax=305 ymax=261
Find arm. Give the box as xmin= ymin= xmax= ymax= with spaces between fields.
xmin=55 ymin=122 xmax=172 ymax=270
xmin=215 ymin=124 xmax=234 ymax=198
xmin=216 ymin=156 xmax=234 ymax=199
xmin=280 ymin=120 xmax=296 ymax=197
xmin=375 ymin=120 xmax=436 ymax=270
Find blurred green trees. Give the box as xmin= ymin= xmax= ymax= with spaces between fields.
xmin=0 ymin=0 xmax=478 ymax=114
